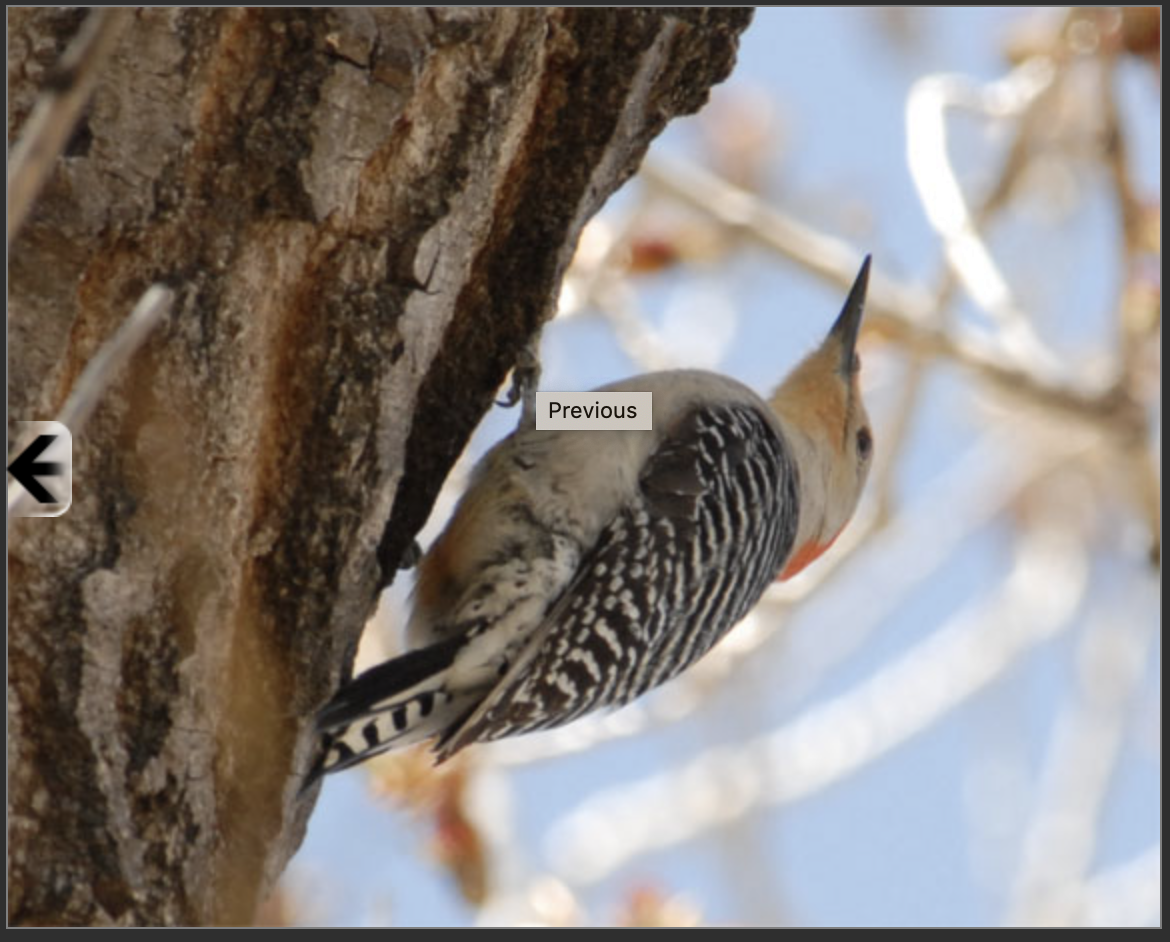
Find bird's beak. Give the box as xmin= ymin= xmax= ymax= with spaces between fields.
xmin=828 ymin=255 xmax=871 ymax=376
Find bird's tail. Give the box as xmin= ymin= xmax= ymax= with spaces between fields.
xmin=307 ymin=635 xmax=472 ymax=784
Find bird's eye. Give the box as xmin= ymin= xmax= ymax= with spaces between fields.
xmin=856 ymin=426 xmax=873 ymax=460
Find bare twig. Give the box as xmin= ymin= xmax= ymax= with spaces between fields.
xmin=868 ymin=311 xmax=1145 ymax=436
xmin=905 ymin=59 xmax=1060 ymax=368
xmin=7 ymin=285 xmax=173 ymax=518
xmin=640 ymin=154 xmax=934 ymax=325
xmin=591 ymin=284 xmax=679 ymax=373
xmin=639 ymin=154 xmax=1147 ymax=447
xmin=1095 ymin=15 xmax=1145 ymax=266
xmin=7 ymin=9 xmax=130 ymax=246
xmin=55 ymin=285 xmax=175 ymax=433
xmin=559 ymin=207 xmax=690 ymax=373
xmin=1096 ymin=50 xmax=1161 ymax=564
xmin=1006 ymin=585 xmax=1157 ymax=926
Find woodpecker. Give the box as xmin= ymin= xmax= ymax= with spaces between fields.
xmin=311 ymin=256 xmax=874 ymax=781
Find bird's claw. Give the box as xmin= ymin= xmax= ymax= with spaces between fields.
xmin=499 ymin=337 xmax=542 ymax=430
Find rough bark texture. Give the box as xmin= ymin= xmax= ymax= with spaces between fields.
xmin=7 ymin=6 xmax=752 ymax=927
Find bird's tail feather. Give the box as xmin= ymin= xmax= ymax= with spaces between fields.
xmin=308 ymin=636 xmax=467 ymax=784
xmin=316 ymin=635 xmax=464 ymax=732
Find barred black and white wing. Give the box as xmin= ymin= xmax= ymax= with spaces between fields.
xmin=436 ymin=402 xmax=800 ymax=758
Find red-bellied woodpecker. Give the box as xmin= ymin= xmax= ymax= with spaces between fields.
xmin=311 ymin=256 xmax=874 ymax=780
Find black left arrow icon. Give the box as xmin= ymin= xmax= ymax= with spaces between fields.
xmin=7 ymin=434 xmax=65 ymax=503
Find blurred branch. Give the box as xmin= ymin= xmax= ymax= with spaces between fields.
xmin=638 ymin=154 xmax=1146 ymax=447
xmin=1077 ymin=844 xmax=1161 ymax=928
xmin=55 ymin=284 xmax=174 ymax=433
xmin=882 ymin=46 xmax=1082 ymax=524
xmin=1006 ymin=581 xmax=1157 ymax=927
xmin=640 ymin=154 xmax=933 ymax=323
xmin=1097 ymin=44 xmax=1161 ymax=563
xmin=579 ymin=278 xmax=679 ymax=374
xmin=547 ymin=522 xmax=1090 ymax=885
xmin=7 ymin=284 xmax=172 ymax=519
xmin=1094 ymin=11 xmax=1146 ymax=265
xmin=905 ymin=58 xmax=1060 ymax=367
xmin=558 ymin=203 xmax=701 ymax=373
xmin=870 ymin=313 xmax=1145 ymax=439
xmin=906 ymin=29 xmax=1158 ymax=569
xmin=7 ymin=9 xmax=130 ymax=246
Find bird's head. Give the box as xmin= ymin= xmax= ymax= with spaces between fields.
xmin=768 ymin=256 xmax=874 ymax=578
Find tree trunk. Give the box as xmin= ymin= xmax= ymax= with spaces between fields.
xmin=7 ymin=7 xmax=753 ymax=926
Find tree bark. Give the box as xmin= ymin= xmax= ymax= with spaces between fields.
xmin=6 ymin=6 xmax=753 ymax=927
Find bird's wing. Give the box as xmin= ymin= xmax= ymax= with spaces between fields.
xmin=436 ymin=401 xmax=800 ymax=758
